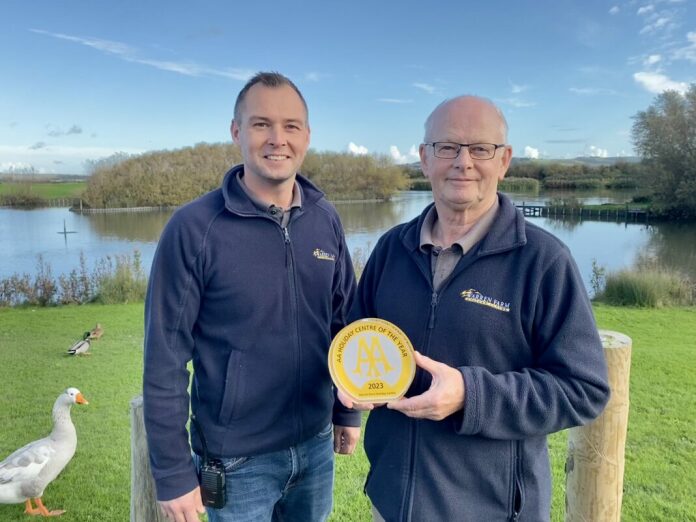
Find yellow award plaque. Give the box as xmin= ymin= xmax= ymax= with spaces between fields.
xmin=329 ymin=318 xmax=416 ymax=403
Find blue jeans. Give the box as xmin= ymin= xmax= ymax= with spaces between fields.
xmin=194 ymin=423 xmax=335 ymax=522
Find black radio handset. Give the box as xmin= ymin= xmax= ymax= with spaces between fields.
xmin=191 ymin=415 xmax=226 ymax=509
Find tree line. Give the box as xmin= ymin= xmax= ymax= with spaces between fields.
xmin=505 ymin=160 xmax=649 ymax=190
xmin=632 ymin=84 xmax=696 ymax=219
xmin=82 ymin=143 xmax=410 ymax=208
xmin=406 ymin=160 xmax=650 ymax=192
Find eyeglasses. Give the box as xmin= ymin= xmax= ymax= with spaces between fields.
xmin=425 ymin=142 xmax=505 ymax=160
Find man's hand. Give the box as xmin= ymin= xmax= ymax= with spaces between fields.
xmin=387 ymin=351 xmax=466 ymax=421
xmin=158 ymin=487 xmax=206 ymax=522
xmin=333 ymin=425 xmax=361 ymax=454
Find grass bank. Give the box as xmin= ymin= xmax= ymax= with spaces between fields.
xmin=0 ymin=304 xmax=694 ymax=521
xmin=0 ymin=181 xmax=86 ymax=199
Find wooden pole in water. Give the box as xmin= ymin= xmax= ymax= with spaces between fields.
xmin=130 ymin=396 xmax=168 ymax=522
xmin=565 ymin=330 xmax=632 ymax=522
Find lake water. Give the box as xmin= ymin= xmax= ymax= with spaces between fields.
xmin=2 ymin=190 xmax=695 ymax=296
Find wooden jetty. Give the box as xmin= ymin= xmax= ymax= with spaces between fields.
xmin=68 ymin=200 xmax=176 ymax=214
xmin=516 ymin=203 xmax=649 ymax=223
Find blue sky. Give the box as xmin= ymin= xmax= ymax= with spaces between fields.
xmin=2 ymin=0 xmax=695 ymax=174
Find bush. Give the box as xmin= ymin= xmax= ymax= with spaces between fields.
xmin=544 ymin=178 xmax=603 ymax=189
xmin=499 ymin=177 xmax=539 ymax=192
xmin=0 ymin=251 xmax=147 ymax=307
xmin=409 ymin=179 xmax=431 ymax=191
xmin=0 ymin=185 xmax=46 ymax=207
xmin=0 ymin=255 xmax=61 ymax=306
xmin=590 ymin=258 xmax=606 ymax=299
xmin=93 ymin=252 xmax=148 ymax=304
xmin=632 ymin=194 xmax=653 ymax=204
xmin=302 ymin=152 xmax=410 ymax=200
xmin=600 ymin=267 xmax=694 ymax=307
xmin=548 ymin=197 xmax=583 ymax=209
xmin=83 ymin=144 xmax=410 ymax=207
xmin=57 ymin=253 xmax=96 ymax=304
xmin=351 ymin=245 xmax=371 ymax=281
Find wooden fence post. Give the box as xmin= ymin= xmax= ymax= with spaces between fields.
xmin=565 ymin=330 xmax=632 ymax=521
xmin=130 ymin=395 xmax=168 ymax=522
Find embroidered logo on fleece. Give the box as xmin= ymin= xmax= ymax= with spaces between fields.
xmin=313 ymin=248 xmax=336 ymax=262
xmin=460 ymin=288 xmax=511 ymax=313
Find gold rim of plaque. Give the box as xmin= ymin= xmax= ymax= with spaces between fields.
xmin=329 ymin=318 xmax=415 ymax=403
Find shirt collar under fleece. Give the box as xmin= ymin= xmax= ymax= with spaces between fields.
xmin=419 ymin=196 xmax=500 ymax=255
xmin=236 ymin=171 xmax=303 ymax=225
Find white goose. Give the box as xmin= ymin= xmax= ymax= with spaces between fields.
xmin=0 ymin=387 xmax=88 ymax=517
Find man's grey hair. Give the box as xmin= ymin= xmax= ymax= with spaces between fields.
xmin=233 ymin=71 xmax=308 ymax=124
xmin=423 ymin=95 xmax=508 ymax=143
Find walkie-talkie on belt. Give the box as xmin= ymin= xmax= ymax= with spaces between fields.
xmin=191 ymin=415 xmax=226 ymax=508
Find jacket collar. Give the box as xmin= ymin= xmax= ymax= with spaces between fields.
xmin=221 ymin=164 xmax=325 ymax=216
xmin=401 ymin=192 xmax=527 ymax=256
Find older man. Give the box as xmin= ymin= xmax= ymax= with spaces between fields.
xmin=343 ymin=96 xmax=610 ymax=521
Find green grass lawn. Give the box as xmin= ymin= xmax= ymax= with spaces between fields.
xmin=0 ymin=181 xmax=86 ymax=199
xmin=0 ymin=304 xmax=694 ymax=521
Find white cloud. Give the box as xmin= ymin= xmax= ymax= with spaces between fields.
xmin=569 ymin=87 xmax=617 ymax=95
xmin=305 ymin=72 xmax=321 ymax=82
xmin=639 ymin=16 xmax=672 ymax=34
xmin=672 ymin=31 xmax=696 ymax=62
xmin=587 ymin=145 xmax=608 ymax=158
xmin=644 ymin=54 xmax=662 ymax=66
xmin=633 ymin=71 xmax=688 ymax=94
xmin=347 ymin=142 xmax=368 ymax=155
xmin=30 ymin=28 xmax=133 ymax=55
xmin=30 ymin=28 xmax=254 ymax=81
xmin=524 ymin=146 xmax=539 ymax=159
xmin=637 ymin=5 xmax=655 ymax=15
xmin=389 ymin=145 xmax=419 ymax=164
xmin=413 ymin=83 xmax=436 ymax=94
xmin=609 ymin=6 xmax=620 ymax=15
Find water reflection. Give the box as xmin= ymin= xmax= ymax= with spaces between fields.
xmin=644 ymin=223 xmax=696 ymax=278
xmin=336 ymin=192 xmax=433 ymax=254
xmin=1 ymin=190 xmax=695 ymax=296
xmin=336 ymin=199 xmax=406 ymax=234
xmin=540 ymin=217 xmax=585 ymax=233
xmin=83 ymin=211 xmax=173 ymax=243
xmin=512 ymin=188 xmax=637 ymax=206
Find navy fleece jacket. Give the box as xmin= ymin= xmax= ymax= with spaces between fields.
xmin=143 ymin=165 xmax=359 ymax=501
xmin=351 ymin=193 xmax=610 ymax=521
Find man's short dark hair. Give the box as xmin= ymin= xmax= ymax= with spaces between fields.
xmin=233 ymin=71 xmax=308 ymax=124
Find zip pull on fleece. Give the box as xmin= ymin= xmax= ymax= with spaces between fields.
xmin=428 ymin=291 xmax=438 ymax=329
